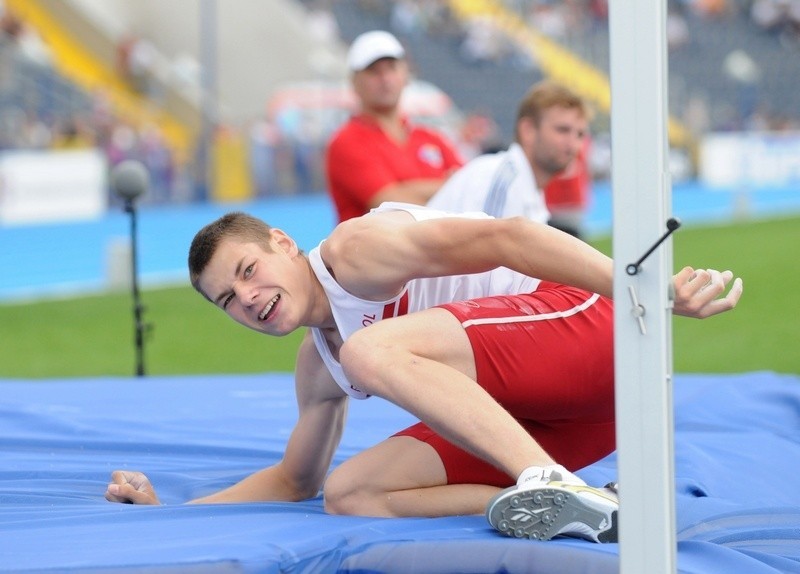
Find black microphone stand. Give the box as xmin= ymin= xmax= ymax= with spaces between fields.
xmin=122 ymin=195 xmax=147 ymax=377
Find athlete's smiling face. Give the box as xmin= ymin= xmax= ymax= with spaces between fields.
xmin=196 ymin=232 xmax=303 ymax=336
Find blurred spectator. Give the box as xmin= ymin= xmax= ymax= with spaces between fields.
xmin=690 ymin=0 xmax=731 ymax=19
xmin=140 ymin=124 xmax=174 ymax=203
xmin=683 ymin=94 xmax=711 ymax=136
xmin=14 ymin=24 xmax=51 ymax=67
xmin=528 ymin=2 xmax=569 ymax=40
xmin=750 ymin=0 xmax=783 ymax=31
xmin=105 ymin=123 xmax=138 ymax=166
xmin=750 ymin=0 xmax=800 ymax=47
xmin=667 ymin=7 xmax=691 ymax=50
xmin=0 ymin=9 xmax=22 ymax=40
xmin=51 ymin=116 xmax=94 ymax=149
xmin=459 ymin=17 xmax=507 ymax=66
xmin=307 ymin=0 xmax=340 ymax=44
xmin=0 ymin=9 xmax=52 ymax=68
xmin=390 ymin=0 xmax=424 ymax=36
xmin=117 ymin=35 xmax=159 ymax=98
xmin=248 ymin=117 xmax=280 ymax=197
xmin=292 ymin=120 xmax=318 ymax=193
xmin=21 ymin=110 xmax=52 ymax=148
xmin=428 ymin=80 xmax=592 ymax=238
xmin=325 ymin=30 xmax=463 ymax=222
xmin=588 ymin=0 xmax=609 ymax=21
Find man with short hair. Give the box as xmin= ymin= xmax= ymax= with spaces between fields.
xmin=106 ymin=204 xmax=742 ymax=543
xmin=326 ymin=30 xmax=462 ymax=222
xmin=428 ymin=80 xmax=590 ymax=236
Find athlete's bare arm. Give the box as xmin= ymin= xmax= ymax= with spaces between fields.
xmin=105 ymin=332 xmax=348 ymax=505
xmin=324 ymin=211 xmax=612 ymax=299
xmin=323 ymin=209 xmax=741 ymax=318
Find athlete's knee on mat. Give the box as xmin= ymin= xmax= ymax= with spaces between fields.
xmin=323 ymin=468 xmax=381 ymax=516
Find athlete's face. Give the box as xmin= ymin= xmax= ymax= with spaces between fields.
xmin=352 ymin=57 xmax=409 ymax=114
xmin=521 ymin=106 xmax=587 ymax=184
xmin=197 ymin=233 xmax=306 ymax=336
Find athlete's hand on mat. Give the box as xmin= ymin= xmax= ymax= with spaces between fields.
xmin=105 ymin=470 xmax=161 ymax=505
xmin=672 ymin=267 xmax=743 ymax=319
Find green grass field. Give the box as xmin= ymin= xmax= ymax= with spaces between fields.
xmin=1 ymin=215 xmax=797 ymax=378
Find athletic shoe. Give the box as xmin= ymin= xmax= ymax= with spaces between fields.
xmin=516 ymin=464 xmax=584 ymax=487
xmin=486 ymin=481 xmax=619 ymax=543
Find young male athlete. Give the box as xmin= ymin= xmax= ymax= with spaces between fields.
xmin=106 ymin=203 xmax=742 ymax=543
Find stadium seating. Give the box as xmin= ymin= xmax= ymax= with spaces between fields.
xmin=322 ymin=0 xmax=799 ymax=141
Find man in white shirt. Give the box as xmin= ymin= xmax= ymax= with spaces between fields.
xmin=428 ymin=81 xmax=590 ymax=226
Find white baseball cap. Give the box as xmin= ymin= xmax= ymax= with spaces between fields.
xmin=346 ymin=30 xmax=405 ymax=72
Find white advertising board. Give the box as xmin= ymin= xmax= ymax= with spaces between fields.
xmin=0 ymin=149 xmax=108 ymax=225
xmin=700 ymin=131 xmax=800 ymax=188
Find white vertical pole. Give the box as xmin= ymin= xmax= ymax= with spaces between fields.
xmin=609 ymin=0 xmax=677 ymax=573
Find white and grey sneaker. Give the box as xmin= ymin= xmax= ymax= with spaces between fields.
xmin=486 ymin=481 xmax=619 ymax=543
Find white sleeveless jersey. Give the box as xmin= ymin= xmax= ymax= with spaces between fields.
xmin=309 ymin=202 xmax=541 ymax=399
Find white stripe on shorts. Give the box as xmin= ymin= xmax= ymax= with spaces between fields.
xmin=460 ymin=292 xmax=601 ymax=328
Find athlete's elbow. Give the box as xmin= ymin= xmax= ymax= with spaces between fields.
xmin=272 ymin=464 xmax=325 ymax=502
xmin=280 ymin=477 xmax=323 ymax=503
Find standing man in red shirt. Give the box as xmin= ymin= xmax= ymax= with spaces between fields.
xmin=326 ymin=30 xmax=463 ymax=222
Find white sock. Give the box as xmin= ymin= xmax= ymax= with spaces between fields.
xmin=516 ymin=464 xmax=587 ymax=487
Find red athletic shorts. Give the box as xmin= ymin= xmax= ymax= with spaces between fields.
xmin=393 ymin=281 xmax=615 ymax=487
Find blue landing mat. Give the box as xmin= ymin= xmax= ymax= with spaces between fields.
xmin=1 ymin=372 xmax=799 ymax=573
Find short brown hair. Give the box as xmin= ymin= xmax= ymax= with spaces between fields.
xmin=188 ymin=212 xmax=273 ymax=291
xmin=515 ymin=81 xmax=590 ymax=141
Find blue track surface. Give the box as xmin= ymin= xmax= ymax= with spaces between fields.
xmin=1 ymin=183 xmax=798 ymax=301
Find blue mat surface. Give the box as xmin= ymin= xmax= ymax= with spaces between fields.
xmin=1 ymin=371 xmax=799 ymax=573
